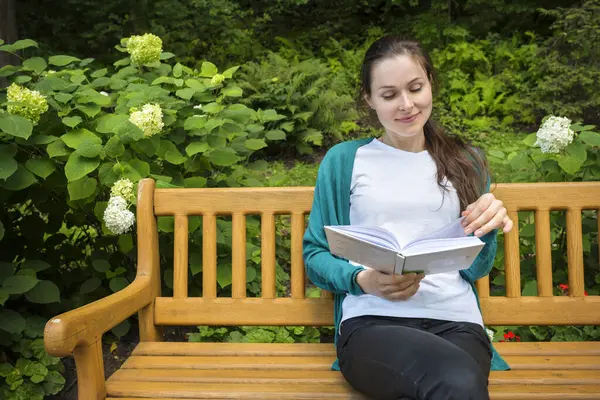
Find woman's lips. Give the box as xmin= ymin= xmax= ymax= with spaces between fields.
xmin=396 ymin=113 xmax=420 ymax=123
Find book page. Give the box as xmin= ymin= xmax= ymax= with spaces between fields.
xmin=325 ymin=225 xmax=401 ymax=251
xmin=403 ymin=217 xmax=467 ymax=249
xmin=401 ymin=236 xmax=483 ymax=256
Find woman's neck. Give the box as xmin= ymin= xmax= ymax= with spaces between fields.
xmin=379 ymin=132 xmax=426 ymax=153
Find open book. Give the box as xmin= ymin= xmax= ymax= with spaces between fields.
xmin=324 ymin=218 xmax=485 ymax=275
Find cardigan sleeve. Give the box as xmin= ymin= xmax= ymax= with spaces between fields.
xmin=302 ymin=149 xmax=366 ymax=296
xmin=459 ymin=171 xmax=499 ymax=283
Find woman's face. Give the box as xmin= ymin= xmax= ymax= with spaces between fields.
xmin=366 ymin=55 xmax=433 ymax=140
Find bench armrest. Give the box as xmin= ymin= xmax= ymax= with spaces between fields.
xmin=44 ymin=274 xmax=154 ymax=357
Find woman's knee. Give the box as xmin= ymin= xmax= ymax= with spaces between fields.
xmin=423 ymin=365 xmax=489 ymax=400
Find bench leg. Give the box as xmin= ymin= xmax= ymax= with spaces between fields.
xmin=138 ymin=302 xmax=162 ymax=341
xmin=73 ymin=339 xmax=106 ymax=400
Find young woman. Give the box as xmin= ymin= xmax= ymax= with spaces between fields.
xmin=303 ymin=35 xmax=513 ymax=400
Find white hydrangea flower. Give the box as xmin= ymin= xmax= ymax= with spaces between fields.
xmin=103 ymin=196 xmax=135 ymax=235
xmin=129 ymin=103 xmax=164 ymax=137
xmin=210 ymin=74 xmax=225 ymax=86
xmin=100 ymin=91 xmax=109 ymax=96
xmin=535 ymin=116 xmax=575 ymax=154
xmin=6 ymin=83 xmax=49 ymax=125
xmin=485 ymin=328 xmax=495 ymax=343
xmin=110 ymin=178 xmax=134 ymax=202
xmin=193 ymin=104 xmax=202 ymax=109
xmin=126 ymin=33 xmax=163 ymax=66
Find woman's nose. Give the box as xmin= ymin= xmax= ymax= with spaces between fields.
xmin=398 ymin=93 xmax=414 ymax=110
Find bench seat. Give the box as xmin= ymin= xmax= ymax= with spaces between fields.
xmin=105 ymin=342 xmax=600 ymax=399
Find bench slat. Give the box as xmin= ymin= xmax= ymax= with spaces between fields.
xmin=121 ymin=354 xmax=600 ymax=371
xmin=108 ymin=368 xmax=600 ymax=385
xmin=106 ymin=381 xmax=600 ymax=400
xmin=131 ymin=341 xmax=600 ymax=357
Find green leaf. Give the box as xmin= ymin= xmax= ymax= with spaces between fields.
xmin=223 ymin=85 xmax=243 ymax=97
xmin=0 ymin=115 xmax=33 ymax=139
xmin=522 ymin=279 xmax=538 ymax=296
xmin=579 ymin=131 xmax=600 ymax=146
xmin=23 ymin=361 xmax=48 ymax=381
xmin=128 ymin=159 xmax=150 ymax=178
xmin=165 ymin=150 xmax=187 ymax=165
xmin=160 ymin=52 xmax=176 ymax=60
xmin=0 ymin=65 xmax=20 ymax=77
xmin=223 ymin=66 xmax=240 ymax=79
xmin=244 ymin=139 xmax=267 ymax=150
xmin=25 ymin=280 xmax=60 ymax=304
xmin=14 ymin=75 xmax=32 ymax=84
xmin=186 ymin=141 xmax=209 ymax=156
xmin=523 ymin=133 xmax=537 ymax=147
xmin=109 ymin=277 xmax=129 ymax=292
xmin=105 ymin=136 xmax=125 ymax=157
xmin=78 ymin=103 xmax=101 ymax=118
xmin=44 ymin=370 xmax=66 ymax=395
xmin=184 ymin=116 xmax=207 ymax=131
xmin=48 ymin=55 xmax=80 ymax=66
xmin=75 ymin=140 xmax=103 ymax=158
xmin=184 ymin=177 xmax=207 ymax=188
xmin=200 ymin=62 xmax=218 ymax=77
xmin=185 ymin=79 xmax=205 ymax=90
xmin=2 ymin=275 xmax=39 ymax=294
xmin=22 ymin=57 xmax=47 ymax=74
xmin=24 ymin=316 xmax=47 ymax=338
xmin=68 ymin=176 xmax=97 ymax=200
xmin=96 ymin=114 xmax=129 ymax=134
xmin=258 ymin=109 xmax=285 ymax=122
xmin=118 ymin=235 xmax=134 ymax=253
xmin=91 ymin=68 xmax=108 ymax=78
xmin=176 ymin=88 xmax=195 ymax=100
xmin=22 ymin=260 xmax=50 ymax=272
xmin=62 ymin=116 xmax=82 ymax=128
xmin=47 ymin=140 xmax=70 ymax=158
xmin=111 ymin=319 xmax=131 ymax=338
xmin=92 ymin=259 xmax=110 ymax=273
xmin=202 ymin=102 xmax=224 ymax=114
xmin=266 ymin=130 xmax=286 ymax=140
xmin=0 ymin=310 xmax=26 ymax=333
xmin=3 ymin=165 xmax=37 ymax=190
xmin=173 ymin=63 xmax=183 ymax=77
xmin=25 ymin=158 xmax=56 ymax=179
xmin=53 ymin=92 xmax=73 ymax=103
xmin=80 ymin=277 xmax=102 ymax=294
xmin=558 ymin=141 xmax=587 ymax=175
xmin=6 ymin=39 xmax=38 ymax=51
xmin=206 ymin=147 xmax=240 ymax=166
xmin=217 ymin=264 xmax=232 ymax=288
xmin=61 ymin=128 xmax=102 ymax=149
xmin=65 ymin=153 xmax=100 ymax=181
xmin=0 ymin=152 xmax=18 ymax=180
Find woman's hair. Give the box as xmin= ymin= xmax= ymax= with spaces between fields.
xmin=358 ymin=35 xmax=490 ymax=211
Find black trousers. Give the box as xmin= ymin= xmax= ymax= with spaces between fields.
xmin=337 ymin=315 xmax=492 ymax=400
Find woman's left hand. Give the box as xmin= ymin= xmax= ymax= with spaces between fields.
xmin=461 ymin=193 xmax=513 ymax=237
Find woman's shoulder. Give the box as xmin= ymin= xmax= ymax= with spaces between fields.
xmin=323 ymin=137 xmax=375 ymax=162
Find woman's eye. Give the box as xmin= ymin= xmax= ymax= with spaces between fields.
xmin=382 ymin=94 xmax=395 ymax=100
xmin=410 ymin=86 xmax=422 ymax=93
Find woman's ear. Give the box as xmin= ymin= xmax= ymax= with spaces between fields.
xmin=364 ymin=94 xmax=374 ymax=110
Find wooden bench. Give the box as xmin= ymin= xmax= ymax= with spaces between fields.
xmin=44 ymin=179 xmax=600 ymax=400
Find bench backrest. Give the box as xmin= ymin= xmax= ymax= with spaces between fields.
xmin=137 ymin=179 xmax=600 ymax=328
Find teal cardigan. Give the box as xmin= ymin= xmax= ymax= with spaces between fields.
xmin=302 ymin=137 xmax=510 ymax=372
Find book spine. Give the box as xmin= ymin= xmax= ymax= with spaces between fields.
xmin=394 ymin=253 xmax=406 ymax=275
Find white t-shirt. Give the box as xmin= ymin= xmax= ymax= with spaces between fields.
xmin=341 ymin=138 xmax=483 ymax=327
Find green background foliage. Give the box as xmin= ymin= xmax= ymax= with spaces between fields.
xmin=1 ymin=0 xmax=599 ymax=398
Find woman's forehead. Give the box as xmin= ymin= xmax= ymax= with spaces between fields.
xmin=371 ymin=55 xmax=427 ymax=88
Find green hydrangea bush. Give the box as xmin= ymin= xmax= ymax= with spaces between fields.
xmin=0 ymin=35 xmax=291 ymax=399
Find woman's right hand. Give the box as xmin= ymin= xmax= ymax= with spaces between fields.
xmin=355 ymin=269 xmax=424 ymax=301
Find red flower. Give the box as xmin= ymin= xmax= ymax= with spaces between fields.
xmin=585 ymin=291 xmax=589 ymax=296
xmin=559 ymin=283 xmax=568 ymax=290
xmin=504 ymin=331 xmax=516 ymax=340
xmin=515 ymin=336 xmax=521 ymax=342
